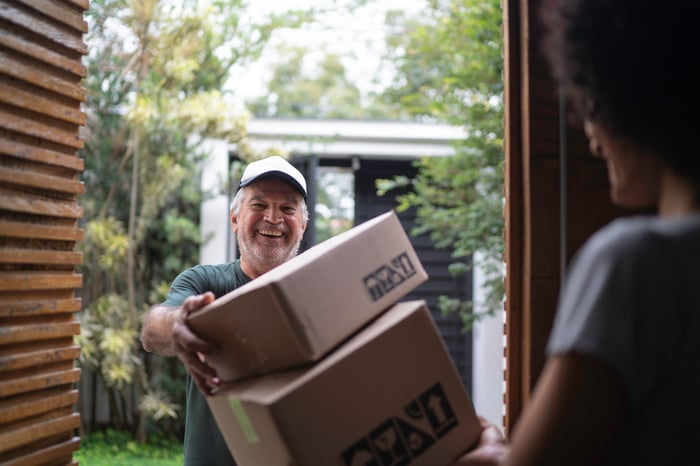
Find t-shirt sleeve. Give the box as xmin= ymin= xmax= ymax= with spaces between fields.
xmin=163 ymin=266 xmax=207 ymax=307
xmin=546 ymin=225 xmax=656 ymax=404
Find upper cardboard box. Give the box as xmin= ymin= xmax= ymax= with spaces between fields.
xmin=187 ymin=210 xmax=428 ymax=382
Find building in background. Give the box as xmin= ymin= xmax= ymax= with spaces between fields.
xmin=200 ymin=118 xmax=504 ymax=427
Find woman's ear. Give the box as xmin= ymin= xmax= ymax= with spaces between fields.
xmin=584 ymin=120 xmax=604 ymax=157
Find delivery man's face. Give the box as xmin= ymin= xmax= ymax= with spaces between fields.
xmin=232 ymin=178 xmax=307 ymax=278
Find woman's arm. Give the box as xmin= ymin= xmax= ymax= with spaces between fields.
xmin=454 ymin=353 xmax=626 ymax=466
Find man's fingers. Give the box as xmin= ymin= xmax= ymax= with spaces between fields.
xmin=172 ymin=296 xmax=219 ymax=355
xmin=191 ymin=371 xmax=218 ymax=396
xmin=173 ymin=292 xmax=221 ymax=395
xmin=181 ymin=292 xmax=215 ymax=316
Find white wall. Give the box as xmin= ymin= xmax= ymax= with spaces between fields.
xmin=472 ymin=251 xmax=505 ymax=430
xmin=199 ymin=139 xmax=234 ymax=265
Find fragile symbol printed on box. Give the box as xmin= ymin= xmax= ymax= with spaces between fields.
xmin=340 ymin=383 xmax=458 ymax=466
xmin=363 ymin=252 xmax=417 ymax=302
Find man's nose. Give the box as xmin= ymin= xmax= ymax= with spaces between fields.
xmin=264 ymin=207 xmax=282 ymax=223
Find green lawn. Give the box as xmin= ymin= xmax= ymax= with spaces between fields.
xmin=74 ymin=429 xmax=183 ymax=466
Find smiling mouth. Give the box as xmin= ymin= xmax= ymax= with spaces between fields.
xmin=258 ymin=229 xmax=283 ymax=238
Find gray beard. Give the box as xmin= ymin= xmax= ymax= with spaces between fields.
xmin=237 ymin=237 xmax=301 ymax=275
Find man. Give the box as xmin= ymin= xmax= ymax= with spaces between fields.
xmin=141 ymin=156 xmax=309 ymax=465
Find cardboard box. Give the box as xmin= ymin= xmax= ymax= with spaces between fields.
xmin=188 ymin=210 xmax=428 ymax=382
xmin=207 ymin=300 xmax=481 ymax=466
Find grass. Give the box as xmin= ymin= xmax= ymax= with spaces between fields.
xmin=74 ymin=429 xmax=183 ymax=466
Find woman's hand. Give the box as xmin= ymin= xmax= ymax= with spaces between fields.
xmin=452 ymin=416 xmax=508 ymax=466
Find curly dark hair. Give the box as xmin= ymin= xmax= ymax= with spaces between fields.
xmin=540 ymin=0 xmax=700 ymax=181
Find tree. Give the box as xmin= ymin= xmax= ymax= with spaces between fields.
xmin=248 ymin=45 xmax=402 ymax=120
xmin=77 ymin=0 xmax=312 ymax=439
xmin=377 ymin=0 xmax=504 ymax=327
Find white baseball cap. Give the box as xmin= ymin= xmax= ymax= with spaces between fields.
xmin=238 ymin=156 xmax=307 ymax=198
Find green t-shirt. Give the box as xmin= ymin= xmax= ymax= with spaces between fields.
xmin=164 ymin=261 xmax=251 ymax=466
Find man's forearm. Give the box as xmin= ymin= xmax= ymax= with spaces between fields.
xmin=141 ymin=304 xmax=180 ymax=356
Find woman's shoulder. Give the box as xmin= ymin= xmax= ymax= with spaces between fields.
xmin=569 ymin=213 xmax=700 ymax=283
xmin=584 ymin=214 xmax=699 ymax=259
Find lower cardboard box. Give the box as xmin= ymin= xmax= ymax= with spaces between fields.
xmin=207 ymin=300 xmax=481 ymax=466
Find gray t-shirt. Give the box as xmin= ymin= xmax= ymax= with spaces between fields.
xmin=164 ymin=261 xmax=251 ymax=466
xmin=547 ymin=213 xmax=700 ymax=465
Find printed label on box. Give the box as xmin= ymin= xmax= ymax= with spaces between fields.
xmin=340 ymin=383 xmax=458 ymax=466
xmin=363 ymin=252 xmax=418 ymax=302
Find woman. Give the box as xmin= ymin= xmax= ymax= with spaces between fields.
xmin=454 ymin=1 xmax=700 ymax=464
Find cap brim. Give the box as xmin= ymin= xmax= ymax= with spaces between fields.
xmin=238 ymin=172 xmax=307 ymax=199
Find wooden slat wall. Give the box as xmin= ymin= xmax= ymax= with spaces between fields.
xmin=0 ymin=0 xmax=88 ymax=464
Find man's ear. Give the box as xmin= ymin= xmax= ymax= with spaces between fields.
xmin=230 ymin=212 xmax=238 ymax=233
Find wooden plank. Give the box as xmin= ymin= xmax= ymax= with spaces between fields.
xmin=63 ymin=0 xmax=89 ymax=10
xmin=0 ymin=220 xmax=83 ymax=242
xmin=0 ymin=193 xmax=84 ymax=218
xmin=0 ymin=321 xmax=80 ymax=345
xmin=0 ymin=78 xmax=86 ymax=126
xmin=0 ymin=289 xmax=75 ymax=302
xmin=0 ymin=389 xmax=78 ymax=424
xmin=3 ymin=435 xmax=80 ymax=466
xmin=0 ymin=166 xmax=84 ymax=194
xmin=0 ymin=51 xmax=86 ymax=101
xmin=0 ymin=28 xmax=86 ymax=77
xmin=503 ymin=0 xmax=524 ymax=435
xmin=0 ymin=2 xmax=87 ymax=54
xmin=0 ymin=412 xmax=80 ymax=452
xmin=2 ymin=436 xmax=80 ymax=466
xmin=0 ymin=136 xmax=84 ymax=170
xmin=0 ymin=345 xmax=80 ymax=371
xmin=0 ymin=108 xmax=84 ymax=149
xmin=0 ymin=367 xmax=80 ymax=398
xmin=0 ymin=271 xmax=82 ymax=291
xmin=16 ymin=0 xmax=88 ymax=33
xmin=0 ymin=249 xmax=82 ymax=265
xmin=0 ymin=298 xmax=81 ymax=318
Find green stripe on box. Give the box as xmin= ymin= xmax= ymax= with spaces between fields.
xmin=228 ymin=397 xmax=259 ymax=444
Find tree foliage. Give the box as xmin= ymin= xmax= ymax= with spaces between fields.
xmin=378 ymin=0 xmax=504 ymax=327
xmin=241 ymin=0 xmax=504 ymax=328
xmin=78 ymin=0 xmax=312 ymax=438
xmin=248 ymin=45 xmax=402 ymax=120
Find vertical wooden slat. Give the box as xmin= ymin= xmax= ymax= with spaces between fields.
xmin=0 ymin=0 xmax=87 ymax=464
xmin=504 ymin=0 xmax=567 ymax=433
xmin=502 ymin=0 xmax=524 ymax=436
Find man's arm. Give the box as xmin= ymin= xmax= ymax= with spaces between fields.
xmin=140 ymin=292 xmax=222 ymax=394
xmin=141 ymin=304 xmax=180 ymax=356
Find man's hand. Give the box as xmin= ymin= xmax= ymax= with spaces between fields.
xmin=452 ymin=416 xmax=508 ymax=466
xmin=172 ymin=292 xmax=221 ymax=396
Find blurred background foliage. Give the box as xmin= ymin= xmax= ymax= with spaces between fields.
xmin=77 ymin=0 xmax=502 ymax=444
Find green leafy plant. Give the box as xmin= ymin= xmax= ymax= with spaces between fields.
xmin=79 ymin=0 xmax=316 ymax=439
xmin=378 ymin=0 xmax=504 ymax=328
